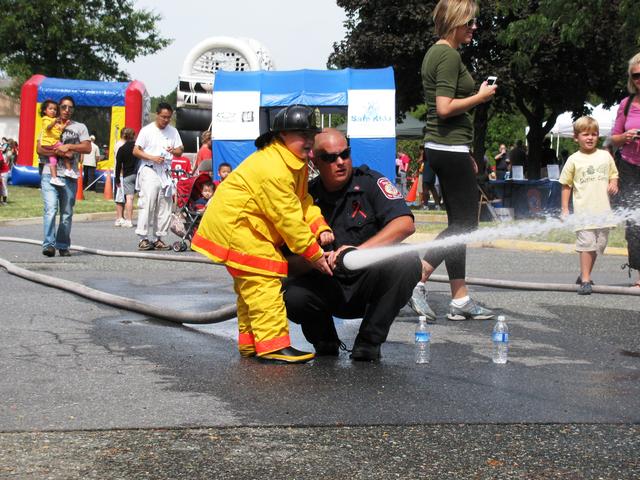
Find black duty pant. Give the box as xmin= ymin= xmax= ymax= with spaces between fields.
xmin=423 ymin=148 xmax=479 ymax=280
xmin=83 ymin=165 xmax=96 ymax=191
xmin=284 ymin=252 xmax=421 ymax=346
xmin=618 ymin=160 xmax=640 ymax=270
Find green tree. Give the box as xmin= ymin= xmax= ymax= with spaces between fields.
xmin=0 ymin=0 xmax=171 ymax=94
xmin=495 ymin=0 xmax=640 ymax=177
xmin=485 ymin=112 xmax=527 ymax=161
xmin=330 ymin=0 xmax=640 ymax=178
xmin=329 ymin=1 xmax=510 ymax=171
xmin=330 ymin=0 xmax=435 ymax=116
xmin=150 ymin=89 xmax=178 ymax=113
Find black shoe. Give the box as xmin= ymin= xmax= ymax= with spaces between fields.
xmin=42 ymin=245 xmax=55 ymax=257
xmin=575 ymin=276 xmax=594 ymax=285
xmin=258 ymin=347 xmax=315 ymax=364
xmin=350 ymin=336 xmax=381 ymax=362
xmin=58 ymin=249 xmax=71 ymax=257
xmin=577 ymin=282 xmax=593 ymax=295
xmin=314 ymin=340 xmax=340 ymax=357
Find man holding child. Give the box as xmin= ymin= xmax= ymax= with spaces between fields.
xmin=38 ymin=96 xmax=92 ymax=258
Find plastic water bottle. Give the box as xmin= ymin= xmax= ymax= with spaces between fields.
xmin=492 ymin=315 xmax=509 ymax=364
xmin=415 ymin=315 xmax=431 ymax=364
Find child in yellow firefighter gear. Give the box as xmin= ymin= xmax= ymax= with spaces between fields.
xmin=192 ymin=105 xmax=334 ymax=363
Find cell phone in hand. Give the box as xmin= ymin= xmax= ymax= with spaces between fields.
xmin=487 ymin=76 xmax=498 ymax=86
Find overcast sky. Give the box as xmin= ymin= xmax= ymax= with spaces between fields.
xmin=119 ymin=0 xmax=348 ymax=96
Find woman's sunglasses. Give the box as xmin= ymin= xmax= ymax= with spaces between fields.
xmin=631 ymin=72 xmax=640 ymax=80
xmin=319 ymin=147 xmax=351 ymax=163
xmin=464 ymin=17 xmax=477 ymax=28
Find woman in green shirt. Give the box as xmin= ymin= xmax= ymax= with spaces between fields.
xmin=418 ymin=0 xmax=497 ymax=321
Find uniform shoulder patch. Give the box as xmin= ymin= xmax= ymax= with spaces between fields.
xmin=377 ymin=177 xmax=403 ymax=200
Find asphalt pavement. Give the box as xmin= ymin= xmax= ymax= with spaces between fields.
xmin=1 ymin=216 xmax=639 ymax=479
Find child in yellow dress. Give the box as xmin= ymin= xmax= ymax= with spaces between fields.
xmin=40 ymin=99 xmax=75 ymax=186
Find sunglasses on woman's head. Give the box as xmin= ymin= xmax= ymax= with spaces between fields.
xmin=319 ymin=147 xmax=351 ymax=163
xmin=631 ymin=72 xmax=640 ymax=80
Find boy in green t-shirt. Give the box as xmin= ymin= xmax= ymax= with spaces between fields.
xmin=559 ymin=116 xmax=619 ymax=295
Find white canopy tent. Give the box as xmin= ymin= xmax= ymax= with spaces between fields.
xmin=549 ymin=103 xmax=619 ymax=138
xmin=526 ymin=103 xmax=620 ymax=153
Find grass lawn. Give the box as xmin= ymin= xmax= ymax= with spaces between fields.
xmin=0 ymin=185 xmax=118 ymax=220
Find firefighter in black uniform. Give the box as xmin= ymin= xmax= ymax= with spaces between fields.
xmin=284 ymin=129 xmax=422 ymax=361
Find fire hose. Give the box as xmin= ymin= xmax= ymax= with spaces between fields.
xmin=0 ymin=236 xmax=638 ymax=327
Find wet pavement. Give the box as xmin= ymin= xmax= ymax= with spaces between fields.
xmin=1 ymin=219 xmax=639 ymax=478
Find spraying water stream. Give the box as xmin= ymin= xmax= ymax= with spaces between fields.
xmin=342 ymin=207 xmax=640 ymax=271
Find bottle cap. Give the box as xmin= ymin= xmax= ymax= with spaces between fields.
xmin=418 ymin=315 xmax=426 ymax=322
xmin=497 ymin=315 xmax=505 ymax=321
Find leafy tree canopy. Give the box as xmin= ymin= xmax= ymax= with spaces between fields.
xmin=494 ymin=0 xmax=640 ymax=176
xmin=0 ymin=0 xmax=171 ymax=93
xmin=330 ymin=0 xmax=640 ymax=177
xmin=150 ymin=88 xmax=177 ymax=113
xmin=330 ymin=0 xmax=436 ymax=116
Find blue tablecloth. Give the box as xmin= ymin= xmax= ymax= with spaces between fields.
xmin=488 ymin=179 xmax=562 ymax=218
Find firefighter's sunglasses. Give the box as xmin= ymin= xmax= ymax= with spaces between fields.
xmin=318 ymin=147 xmax=351 ymax=163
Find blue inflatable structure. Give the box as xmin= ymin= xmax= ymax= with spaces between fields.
xmin=210 ymin=68 xmax=397 ymax=181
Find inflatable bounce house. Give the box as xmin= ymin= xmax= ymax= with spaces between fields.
xmin=13 ymin=75 xmax=148 ymax=185
xmin=210 ymin=67 xmax=396 ymax=181
xmin=175 ymin=36 xmax=274 ymax=153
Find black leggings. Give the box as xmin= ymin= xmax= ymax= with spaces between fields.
xmin=618 ymin=160 xmax=640 ymax=270
xmin=423 ymin=148 xmax=478 ymax=280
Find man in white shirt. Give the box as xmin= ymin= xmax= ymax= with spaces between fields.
xmin=133 ymin=102 xmax=183 ymax=250
xmin=82 ymin=135 xmax=100 ymax=191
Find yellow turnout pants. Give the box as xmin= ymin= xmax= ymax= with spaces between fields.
xmin=231 ymin=270 xmax=291 ymax=357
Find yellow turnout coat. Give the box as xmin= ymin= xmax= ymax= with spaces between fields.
xmin=191 ymin=140 xmax=330 ymax=276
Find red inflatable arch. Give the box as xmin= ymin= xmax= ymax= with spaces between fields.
xmin=14 ymin=75 xmax=148 ymax=185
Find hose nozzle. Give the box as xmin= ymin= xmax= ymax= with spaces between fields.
xmin=334 ymin=247 xmax=358 ymax=275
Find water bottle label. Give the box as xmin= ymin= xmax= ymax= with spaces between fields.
xmin=415 ymin=332 xmax=431 ymax=342
xmin=492 ymin=332 xmax=508 ymax=343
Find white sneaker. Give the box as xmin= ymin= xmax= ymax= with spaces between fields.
xmin=64 ymin=169 xmax=78 ymax=179
xmin=50 ymin=177 xmax=65 ymax=186
xmin=409 ymin=283 xmax=437 ymax=322
xmin=122 ymin=220 xmax=134 ymax=228
xmin=447 ymin=299 xmax=495 ymax=321
xmin=114 ymin=218 xmax=125 ymax=227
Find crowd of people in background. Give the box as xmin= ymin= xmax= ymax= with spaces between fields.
xmin=30 ymin=97 xmax=230 ymax=256
xmin=399 ymin=135 xmax=577 ymax=210
xmin=0 ymin=137 xmax=18 ymax=205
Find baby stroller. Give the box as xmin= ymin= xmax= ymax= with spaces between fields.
xmin=170 ymin=171 xmax=213 ymax=252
